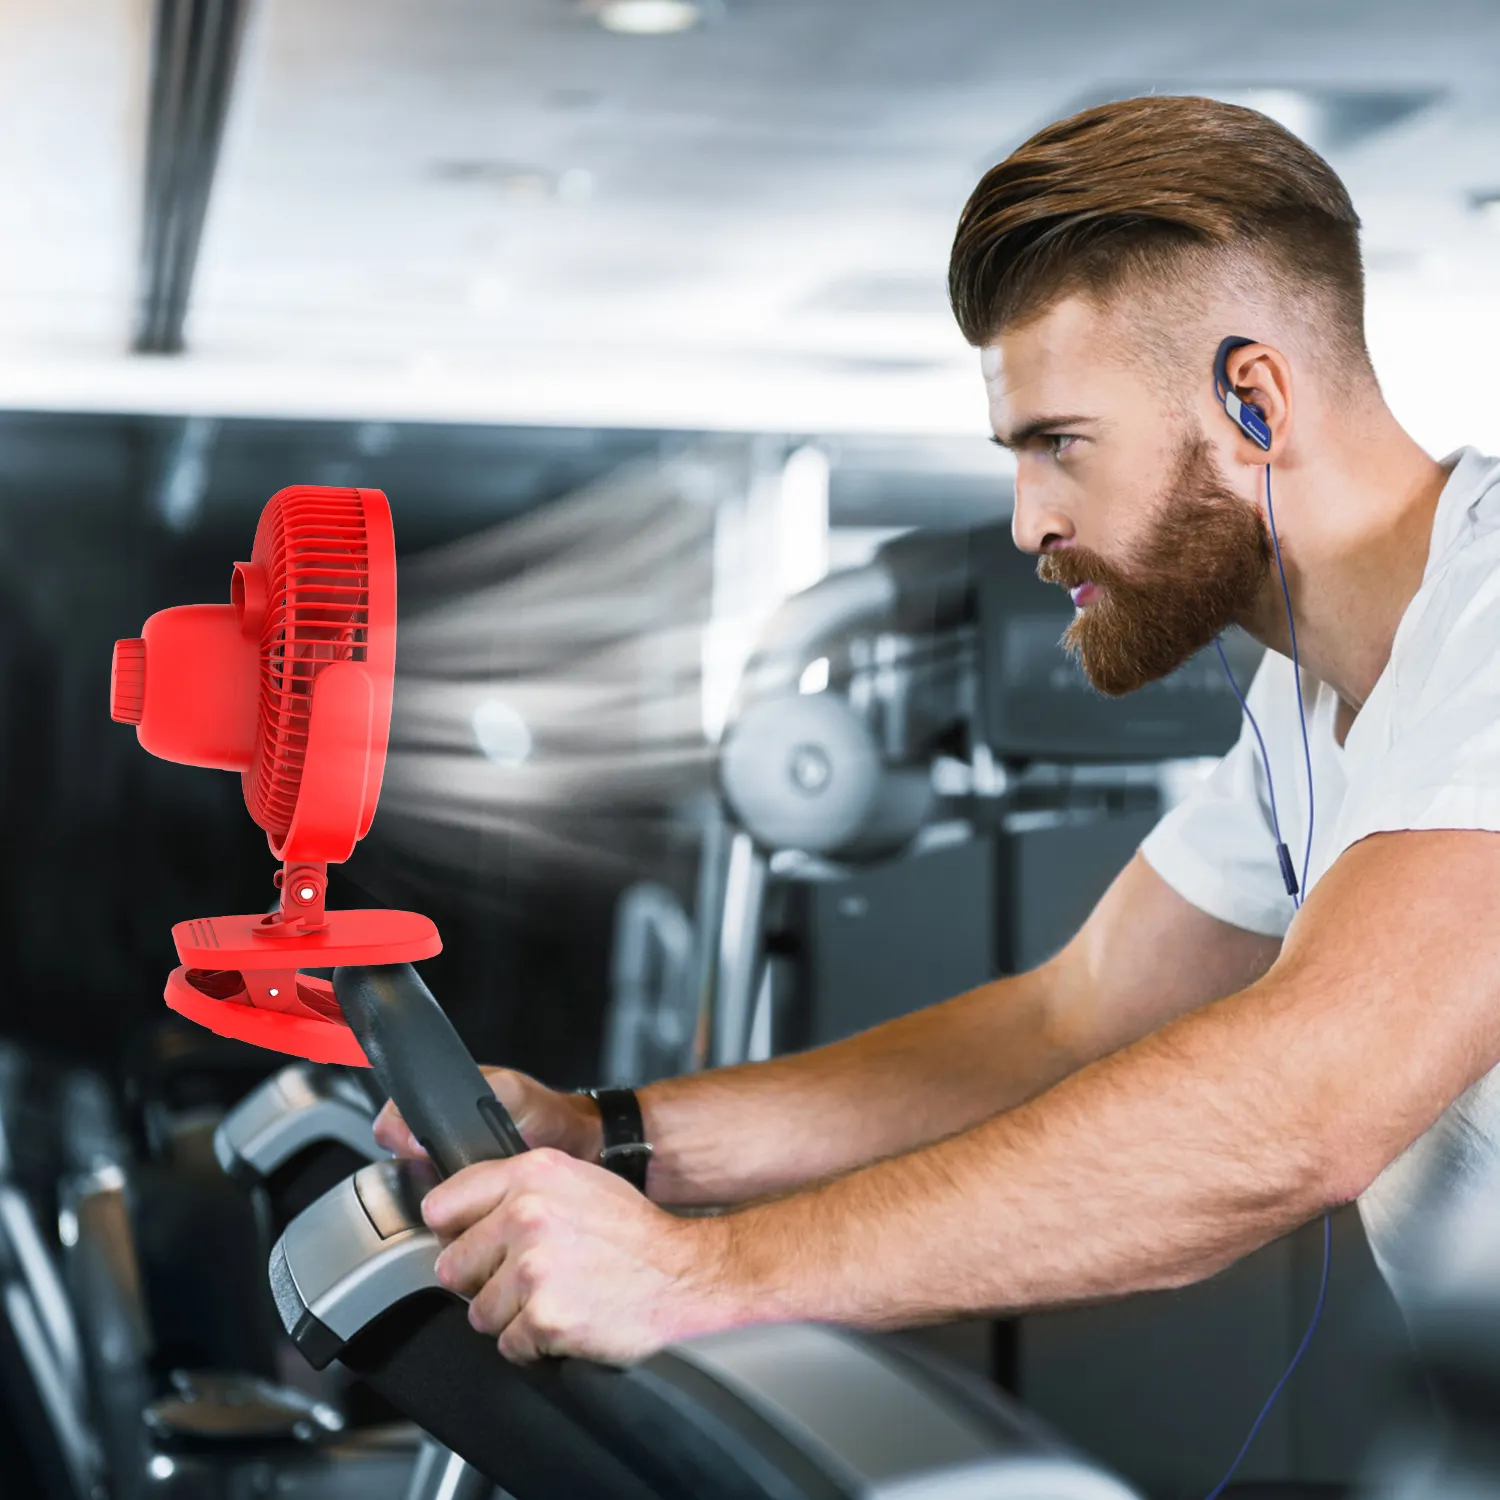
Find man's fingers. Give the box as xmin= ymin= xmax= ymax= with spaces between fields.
xmin=371 ymin=1100 xmax=426 ymax=1158
xmin=422 ymin=1149 xmax=575 ymax=1236
xmin=479 ymin=1068 xmax=544 ymax=1147
xmin=481 ymin=1067 xmax=525 ymax=1111
xmin=422 ymin=1161 xmax=513 ymax=1237
xmin=436 ymin=1210 xmax=510 ymax=1300
xmin=497 ymin=1318 xmax=544 ymax=1364
xmin=467 ymin=1247 xmax=528 ymax=1337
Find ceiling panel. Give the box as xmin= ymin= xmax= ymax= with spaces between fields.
xmin=0 ymin=0 xmax=1495 ymax=441
xmin=0 ymin=0 xmax=147 ymax=351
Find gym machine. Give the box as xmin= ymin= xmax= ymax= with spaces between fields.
xmin=0 ymin=1033 xmax=426 ymax=1500
xmin=211 ymin=999 xmax=1147 ymax=1497
xmin=270 ymin=962 xmax=1144 ymax=1500
xmin=214 ymin=1058 xmax=388 ymax=1234
xmin=0 ymin=1047 xmax=103 ymax=1499
xmin=1359 ymin=1163 xmax=1500 ymax=1498
xmin=607 ymin=519 xmax=1244 ymax=1080
xmin=58 ymin=1052 xmax=420 ymax=1500
xmin=215 ymin=1057 xmax=484 ymax=1500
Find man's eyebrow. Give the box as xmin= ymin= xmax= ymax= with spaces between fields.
xmin=989 ymin=414 xmax=1095 ymax=450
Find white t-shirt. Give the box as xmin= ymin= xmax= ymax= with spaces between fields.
xmin=1140 ymin=446 xmax=1500 ymax=1307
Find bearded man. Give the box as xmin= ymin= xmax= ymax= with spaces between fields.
xmin=378 ymin=97 xmax=1500 ymax=1400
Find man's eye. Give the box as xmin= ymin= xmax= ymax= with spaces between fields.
xmin=1045 ymin=433 xmax=1079 ymax=458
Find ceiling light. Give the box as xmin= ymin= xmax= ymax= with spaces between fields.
xmin=430 ymin=161 xmax=559 ymax=197
xmin=429 ymin=160 xmax=596 ymax=204
xmin=590 ymin=0 xmax=702 ymax=35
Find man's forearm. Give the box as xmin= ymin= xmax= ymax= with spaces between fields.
xmin=709 ymin=972 xmax=1357 ymax=1329
xmin=686 ymin=830 xmax=1500 ymax=1331
xmin=640 ymin=968 xmax=1080 ymax=1206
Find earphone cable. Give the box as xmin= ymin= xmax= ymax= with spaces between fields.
xmin=1213 ymin=637 xmax=1298 ymax=896
xmin=1203 ymin=458 xmax=1329 ymax=1500
xmin=1263 ymin=465 xmax=1318 ymax=893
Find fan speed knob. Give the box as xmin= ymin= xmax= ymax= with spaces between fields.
xmin=111 ymin=638 xmax=147 ymax=725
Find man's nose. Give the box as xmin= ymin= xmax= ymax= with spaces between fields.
xmin=1010 ymin=475 xmax=1075 ymax=556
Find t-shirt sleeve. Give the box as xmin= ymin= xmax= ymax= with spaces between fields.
xmin=1333 ymin=544 xmax=1500 ymax=857
xmin=1139 ymin=656 xmax=1297 ymax=939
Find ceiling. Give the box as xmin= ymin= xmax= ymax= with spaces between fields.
xmin=2 ymin=0 xmax=1499 ymax=446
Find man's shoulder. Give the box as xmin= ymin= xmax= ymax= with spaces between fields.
xmin=1393 ymin=526 xmax=1500 ymax=696
xmin=1424 ymin=447 xmax=1500 ymax=581
xmin=1382 ymin=451 xmax=1500 ymax=699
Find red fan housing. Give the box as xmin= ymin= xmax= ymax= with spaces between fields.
xmin=111 ymin=486 xmax=440 ymax=1065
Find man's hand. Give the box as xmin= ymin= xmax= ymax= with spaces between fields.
xmin=373 ymin=1069 xmax=602 ymax=1163
xmin=422 ymin=1148 xmax=739 ymax=1365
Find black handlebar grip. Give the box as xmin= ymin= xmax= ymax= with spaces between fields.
xmin=342 ymin=1065 xmax=390 ymax=1113
xmin=333 ymin=964 xmax=528 ymax=1176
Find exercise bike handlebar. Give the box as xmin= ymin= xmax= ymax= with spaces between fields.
xmin=285 ymin=965 xmax=1139 ymax=1500
xmin=333 ymin=964 xmax=528 ymax=1173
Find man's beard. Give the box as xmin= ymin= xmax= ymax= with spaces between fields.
xmin=1037 ymin=436 xmax=1272 ymax=697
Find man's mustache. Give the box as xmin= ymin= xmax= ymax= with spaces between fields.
xmin=1036 ymin=548 xmax=1132 ymax=594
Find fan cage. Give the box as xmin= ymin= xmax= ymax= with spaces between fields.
xmin=245 ymin=490 xmax=371 ymax=843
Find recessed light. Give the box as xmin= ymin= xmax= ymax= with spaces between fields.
xmin=428 ymin=160 xmax=594 ymax=201
xmin=590 ymin=0 xmax=703 ymax=36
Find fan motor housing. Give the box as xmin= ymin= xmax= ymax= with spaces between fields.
xmin=112 ymin=604 xmax=261 ymax=770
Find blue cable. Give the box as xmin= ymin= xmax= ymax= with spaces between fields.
xmin=1202 ymin=1214 xmax=1332 ymax=1500
xmin=1262 ymin=466 xmax=1318 ymax=895
xmin=1202 ymin=462 xmax=1330 ymax=1500
xmin=1213 ymin=639 xmax=1292 ymax=869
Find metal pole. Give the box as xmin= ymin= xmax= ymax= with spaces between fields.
xmin=708 ymin=830 xmax=768 ymax=1068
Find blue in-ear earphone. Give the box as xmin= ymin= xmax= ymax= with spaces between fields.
xmin=1214 ymin=335 xmax=1273 ymax=452
xmin=1201 ymin=335 xmax=1329 ymax=1500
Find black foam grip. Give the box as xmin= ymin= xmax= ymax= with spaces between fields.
xmin=332 ymin=964 xmax=527 ymax=1176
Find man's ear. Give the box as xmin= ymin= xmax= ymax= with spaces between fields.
xmin=1226 ymin=342 xmax=1293 ymax=462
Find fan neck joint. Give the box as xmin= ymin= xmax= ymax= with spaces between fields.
xmin=272 ymin=862 xmax=330 ymax=933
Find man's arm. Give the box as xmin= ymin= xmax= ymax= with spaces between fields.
xmin=641 ymin=850 xmax=1281 ymax=1205
xmin=711 ymin=828 xmax=1500 ymax=1328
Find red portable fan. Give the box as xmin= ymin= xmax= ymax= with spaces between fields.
xmin=110 ymin=486 xmax=440 ymax=1066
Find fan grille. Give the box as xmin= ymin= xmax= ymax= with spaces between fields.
xmin=246 ymin=490 xmax=371 ymax=843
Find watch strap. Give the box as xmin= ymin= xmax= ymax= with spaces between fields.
xmin=587 ymin=1087 xmax=652 ymax=1193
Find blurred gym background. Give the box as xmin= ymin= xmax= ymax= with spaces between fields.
xmin=0 ymin=2 xmax=1496 ymax=1496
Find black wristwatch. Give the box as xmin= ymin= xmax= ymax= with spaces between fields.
xmin=586 ymin=1087 xmax=653 ymax=1194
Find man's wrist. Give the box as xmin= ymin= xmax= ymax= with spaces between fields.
xmin=569 ymin=1089 xmax=606 ymax=1162
xmin=572 ymin=1087 xmax=662 ymax=1195
xmin=587 ymin=1087 xmax=653 ymax=1193
xmin=670 ymin=1211 xmax=771 ymax=1341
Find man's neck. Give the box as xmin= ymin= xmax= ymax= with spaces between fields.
xmin=1239 ymin=416 xmax=1449 ymax=720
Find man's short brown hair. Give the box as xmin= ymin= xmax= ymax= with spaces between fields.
xmin=949 ymin=96 xmax=1370 ymax=372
